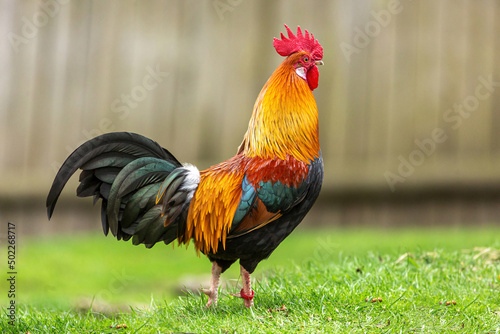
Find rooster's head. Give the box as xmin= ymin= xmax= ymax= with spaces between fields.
xmin=273 ymin=25 xmax=323 ymax=91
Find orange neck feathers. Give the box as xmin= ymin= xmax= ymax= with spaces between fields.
xmin=239 ymin=52 xmax=320 ymax=163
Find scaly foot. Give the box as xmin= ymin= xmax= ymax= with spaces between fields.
xmin=202 ymin=262 xmax=222 ymax=308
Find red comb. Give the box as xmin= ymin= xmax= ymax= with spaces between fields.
xmin=273 ymin=25 xmax=323 ymax=60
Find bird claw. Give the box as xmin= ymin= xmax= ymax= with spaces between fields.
xmin=243 ymin=299 xmax=254 ymax=308
xmin=200 ymin=288 xmax=217 ymax=308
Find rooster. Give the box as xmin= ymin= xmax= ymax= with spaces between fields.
xmin=47 ymin=25 xmax=324 ymax=308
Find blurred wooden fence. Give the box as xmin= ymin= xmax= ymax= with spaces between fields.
xmin=1 ymin=0 xmax=499 ymax=202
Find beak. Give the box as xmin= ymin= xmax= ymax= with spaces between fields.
xmin=315 ymin=60 xmax=324 ymax=66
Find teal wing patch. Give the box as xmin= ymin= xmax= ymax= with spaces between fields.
xmin=256 ymin=179 xmax=308 ymax=213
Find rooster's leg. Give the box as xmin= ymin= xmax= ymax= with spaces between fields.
xmin=202 ymin=262 xmax=222 ymax=308
xmin=231 ymin=265 xmax=254 ymax=307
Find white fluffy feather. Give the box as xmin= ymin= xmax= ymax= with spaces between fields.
xmin=180 ymin=163 xmax=200 ymax=201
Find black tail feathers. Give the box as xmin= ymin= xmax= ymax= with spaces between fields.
xmin=46 ymin=132 xmax=192 ymax=248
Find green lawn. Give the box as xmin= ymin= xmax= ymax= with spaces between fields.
xmin=2 ymin=226 xmax=500 ymax=333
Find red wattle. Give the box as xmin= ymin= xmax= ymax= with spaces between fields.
xmin=306 ymin=65 xmax=319 ymax=91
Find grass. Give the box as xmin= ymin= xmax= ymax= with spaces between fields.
xmin=1 ymin=226 xmax=500 ymax=333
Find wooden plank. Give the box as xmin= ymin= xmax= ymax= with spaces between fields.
xmin=0 ymin=0 xmax=499 ymax=196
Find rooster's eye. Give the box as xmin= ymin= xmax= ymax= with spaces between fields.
xmin=304 ymin=57 xmax=309 ymax=62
